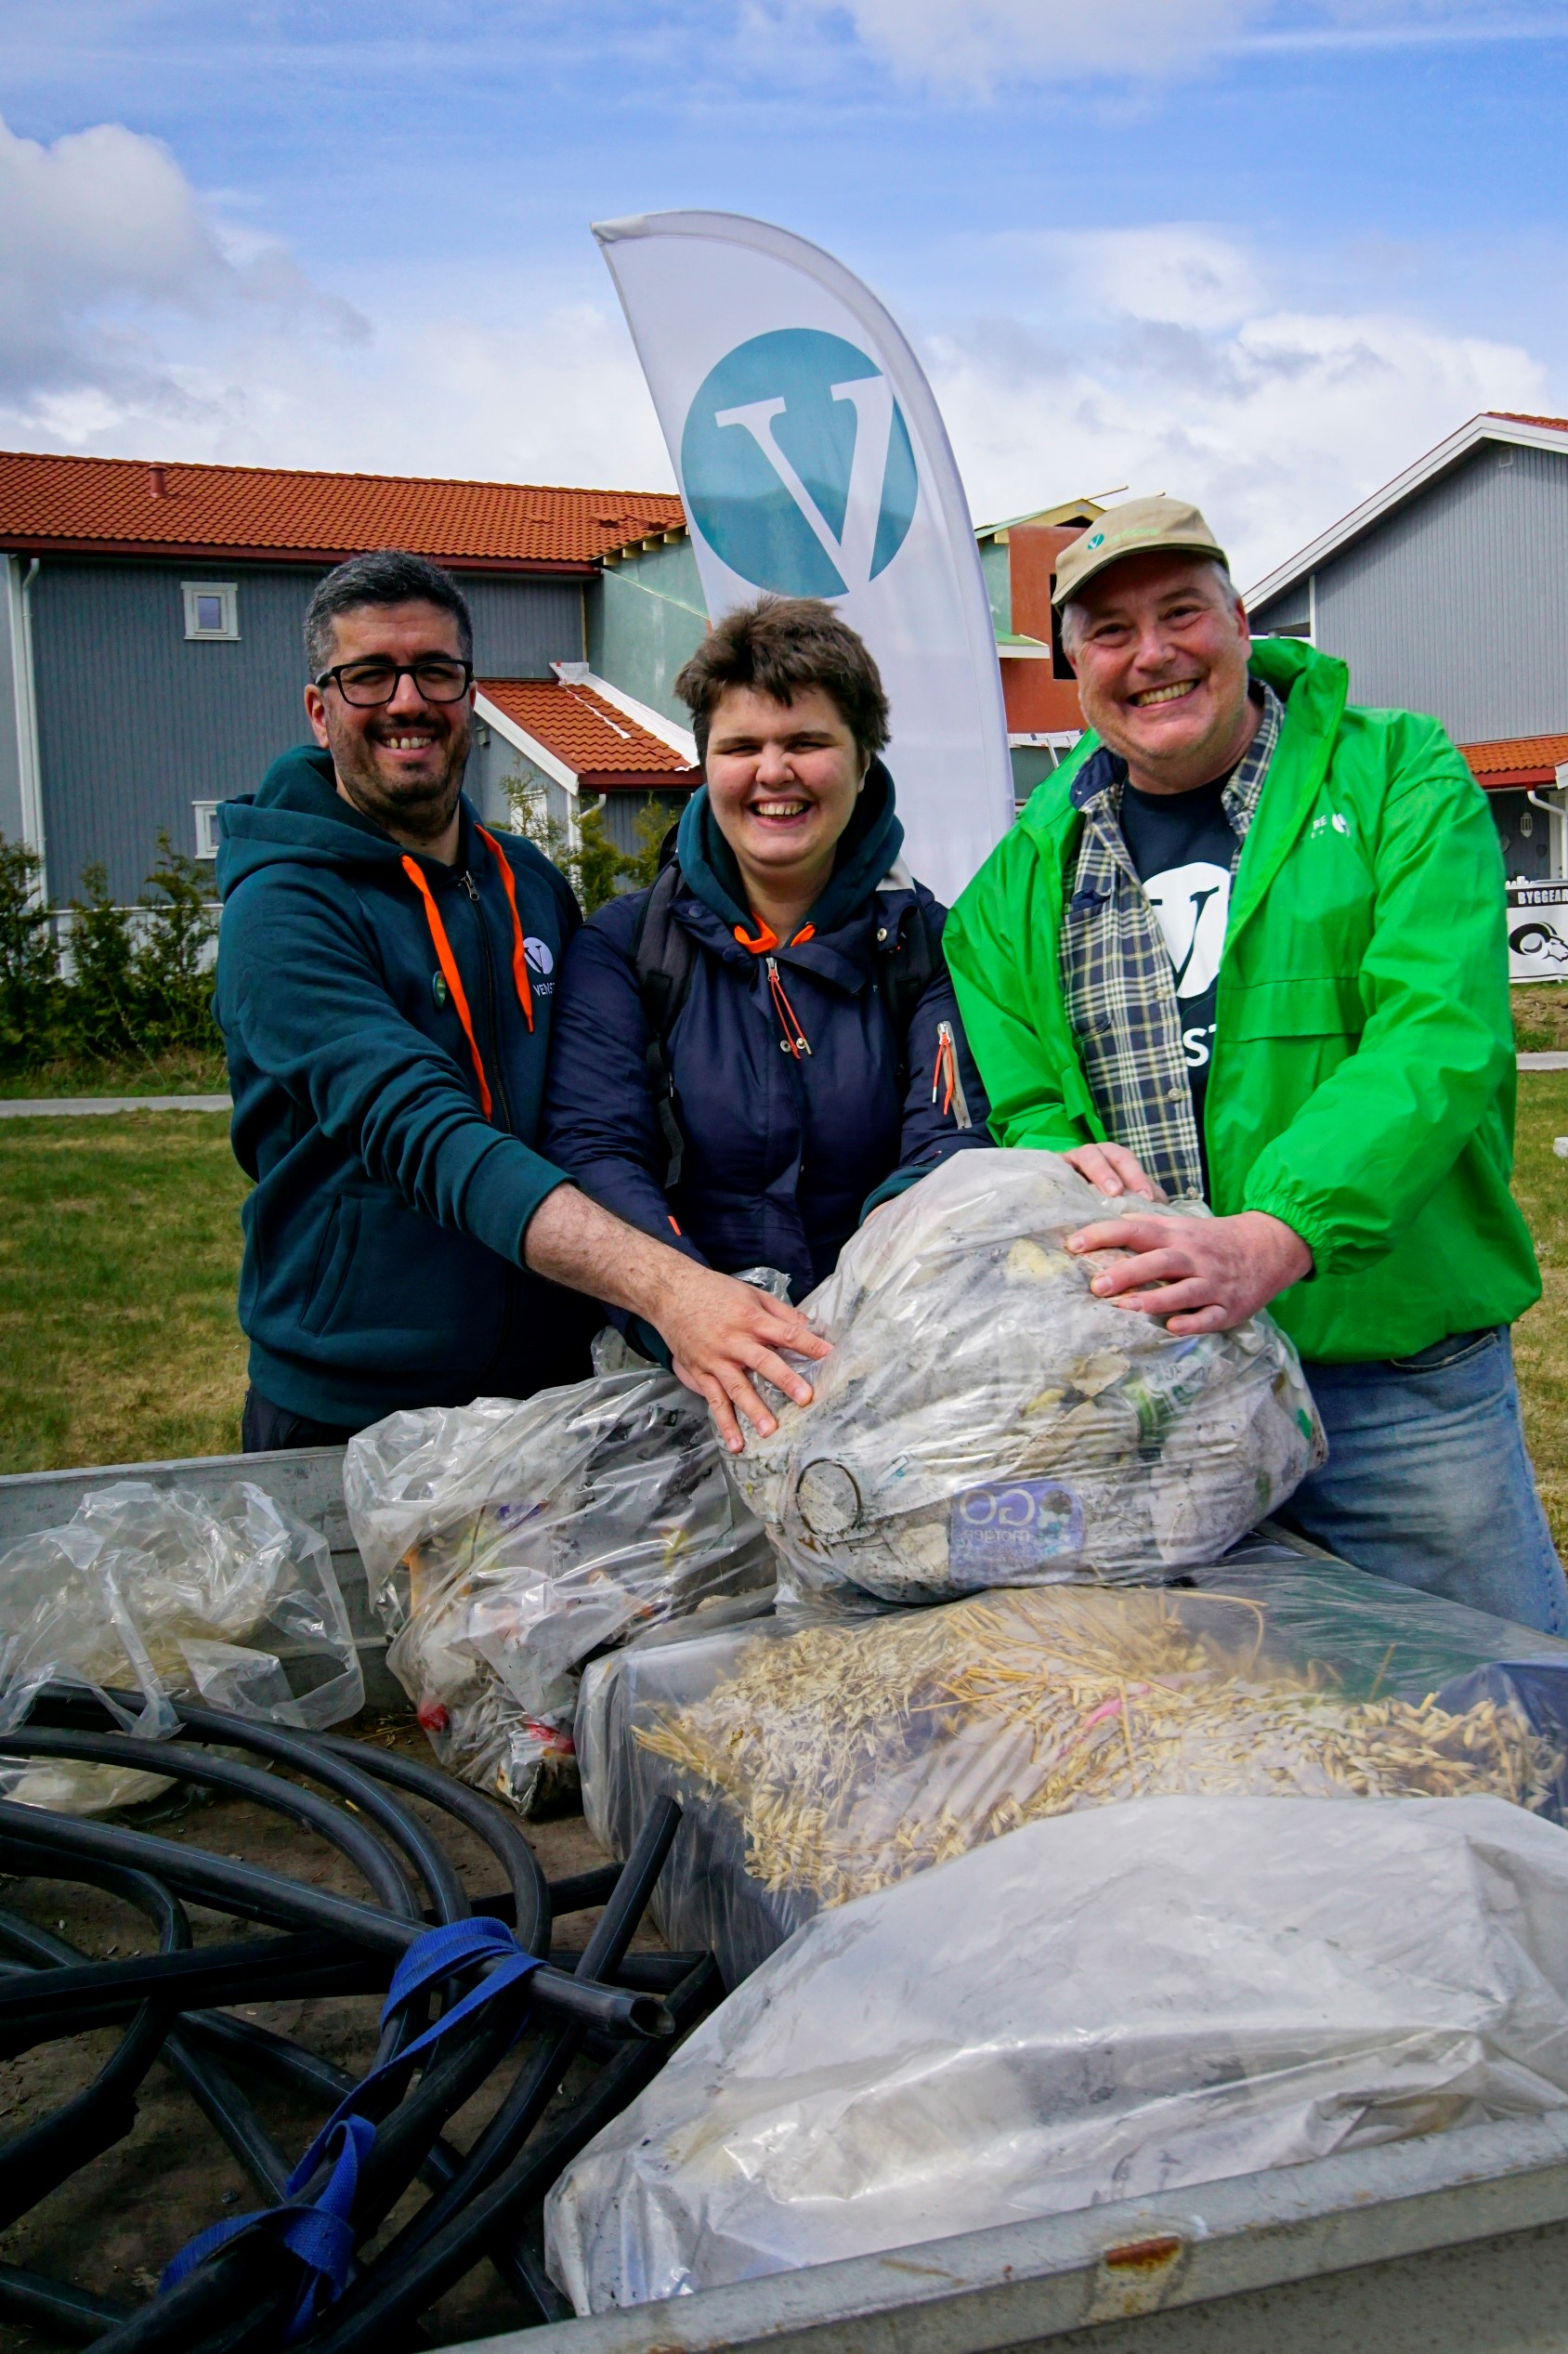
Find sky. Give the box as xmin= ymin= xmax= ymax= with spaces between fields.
xmin=2 ymin=0 xmax=1566 ymax=585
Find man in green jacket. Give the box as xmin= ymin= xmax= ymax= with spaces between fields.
xmin=946 ymin=494 xmax=1565 ymax=1632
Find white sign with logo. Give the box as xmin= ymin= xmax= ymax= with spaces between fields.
xmin=594 ymin=210 xmax=1014 ymax=905
xmin=1509 ymin=883 xmax=1568 ymax=983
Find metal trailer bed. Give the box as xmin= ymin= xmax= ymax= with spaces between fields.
xmin=7 ymin=1447 xmax=1568 ymax=2354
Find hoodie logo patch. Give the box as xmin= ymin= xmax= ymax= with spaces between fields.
xmin=431 ymin=971 xmax=449 ymax=1008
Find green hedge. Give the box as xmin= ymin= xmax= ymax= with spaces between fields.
xmin=0 ymin=834 xmax=221 ymax=1075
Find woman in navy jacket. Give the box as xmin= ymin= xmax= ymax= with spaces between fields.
xmin=541 ymin=596 xmax=991 ymax=1344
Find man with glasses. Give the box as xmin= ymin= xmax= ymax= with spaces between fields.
xmin=215 ymin=548 xmax=827 ymax=1453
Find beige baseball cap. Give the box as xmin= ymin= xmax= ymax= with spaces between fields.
xmin=1052 ymin=495 xmax=1228 ymax=610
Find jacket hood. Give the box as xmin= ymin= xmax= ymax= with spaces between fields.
xmin=673 ymin=757 xmax=906 ymax=939
xmin=216 ymin=744 xmax=480 ymax=900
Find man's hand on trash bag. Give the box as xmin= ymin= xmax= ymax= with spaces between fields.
xmin=1065 ymin=1207 xmax=1313 ymax=1335
xmin=1062 ymin=1142 xmax=1165 ymax=1201
xmin=526 ymin=1185 xmax=830 ymax=1452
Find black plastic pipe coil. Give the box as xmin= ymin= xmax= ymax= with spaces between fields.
xmin=0 ymin=1685 xmax=716 ymax=2352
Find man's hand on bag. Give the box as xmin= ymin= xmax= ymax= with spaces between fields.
xmin=1062 ymin=1142 xmax=1164 ymax=1201
xmin=524 ymin=1184 xmax=829 ymax=1454
xmin=650 ymin=1261 xmax=830 ymax=1454
xmin=1065 ymin=1208 xmax=1313 ymax=1335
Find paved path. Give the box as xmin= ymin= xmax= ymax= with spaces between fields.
xmin=0 ymin=1094 xmax=231 ymax=1118
xmin=1 ymin=1056 xmax=1565 ymax=1115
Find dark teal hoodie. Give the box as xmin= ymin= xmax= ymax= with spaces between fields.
xmin=215 ymin=746 xmax=593 ymax=1426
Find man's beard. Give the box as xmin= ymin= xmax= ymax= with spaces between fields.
xmin=331 ymin=718 xmax=468 ymax=844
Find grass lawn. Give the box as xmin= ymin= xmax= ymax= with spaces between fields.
xmin=1513 ymin=985 xmax=1568 ymax=1054
xmin=0 ymin=1045 xmax=229 ymax=1101
xmin=1509 ymin=1068 xmax=1568 ymax=1551
xmin=2 ymin=1069 xmax=1567 ymax=1550
xmin=0 ymin=1110 xmax=249 ymax=1473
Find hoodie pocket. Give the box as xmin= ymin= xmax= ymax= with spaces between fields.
xmin=300 ymin=1195 xmax=359 ymax=1337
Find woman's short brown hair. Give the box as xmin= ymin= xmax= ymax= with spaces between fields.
xmin=673 ymin=596 xmax=890 ymax=765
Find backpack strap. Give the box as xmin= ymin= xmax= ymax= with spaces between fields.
xmin=630 ymin=860 xmax=698 ymax=1191
xmin=873 ymin=874 xmax=940 ymax=1094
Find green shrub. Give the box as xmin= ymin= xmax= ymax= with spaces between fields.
xmin=0 ymin=832 xmax=221 ymax=1077
xmin=503 ymin=776 xmax=683 ymax=916
xmin=0 ymin=840 xmax=64 ymax=1071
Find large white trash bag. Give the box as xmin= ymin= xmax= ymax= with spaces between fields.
xmin=0 ymin=1481 xmax=363 ymax=1814
xmin=730 ymin=1151 xmax=1325 ymax=1601
xmin=345 ymin=1369 xmax=773 ymax=1812
xmin=546 ymin=1793 xmax=1568 ymax=2312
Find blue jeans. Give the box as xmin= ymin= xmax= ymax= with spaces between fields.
xmin=1277 ymin=1327 xmax=1568 ymax=1637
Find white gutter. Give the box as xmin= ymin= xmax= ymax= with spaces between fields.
xmin=474 ymin=691 xmax=580 ymax=795
xmin=7 ymin=556 xmax=46 ymax=899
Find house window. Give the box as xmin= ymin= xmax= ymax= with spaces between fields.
xmin=183 ymin=582 xmax=239 ymax=641
xmin=193 ymin=802 xmax=222 ymax=860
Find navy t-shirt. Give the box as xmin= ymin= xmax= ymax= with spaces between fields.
xmin=1117 ymin=775 xmax=1237 ymax=1174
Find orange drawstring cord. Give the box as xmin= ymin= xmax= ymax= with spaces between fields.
xmin=401 ymin=857 xmax=492 ymax=1118
xmin=934 ymin=1027 xmax=958 ymax=1117
xmin=732 ymin=916 xmax=815 ymax=1057
xmin=476 ymin=827 xmax=535 ymax=1032
xmin=766 ymin=961 xmax=812 ymax=1058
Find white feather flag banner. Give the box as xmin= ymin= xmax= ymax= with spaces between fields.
xmin=593 ymin=210 xmax=1013 ymax=904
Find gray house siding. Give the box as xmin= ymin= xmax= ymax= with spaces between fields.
xmin=27 ymin=559 xmax=584 ymax=903
xmin=586 ymin=539 xmax=706 ymax=728
xmin=1252 ymin=442 xmax=1568 ymax=742
xmin=1252 ymin=577 xmax=1310 ymax=634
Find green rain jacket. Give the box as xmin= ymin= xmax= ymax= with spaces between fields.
xmin=945 ymin=636 xmax=1539 ymax=1363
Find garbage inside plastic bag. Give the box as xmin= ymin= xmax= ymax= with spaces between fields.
xmin=728 ymin=1150 xmax=1326 ymax=1602
xmin=344 ymin=1367 xmax=775 ymax=1814
xmin=0 ymin=1481 xmax=363 ymax=1813
xmin=578 ymin=1542 xmax=1568 ymax=1986
xmin=544 ymin=1792 xmax=1568 ymax=2311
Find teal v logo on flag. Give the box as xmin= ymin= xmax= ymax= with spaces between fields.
xmin=714 ymin=374 xmax=896 ymax=595
xmin=680 ymin=328 xmax=919 ymax=598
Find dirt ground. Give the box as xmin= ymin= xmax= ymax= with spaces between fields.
xmin=0 ymin=1711 xmax=658 ymax=2352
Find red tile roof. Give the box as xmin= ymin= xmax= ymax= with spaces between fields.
xmin=1461 ymin=733 xmax=1568 ymax=790
xmin=1488 ymin=412 xmax=1568 ymax=434
xmin=479 ymin=678 xmax=699 ymax=791
xmin=0 ymin=451 xmax=684 ymax=573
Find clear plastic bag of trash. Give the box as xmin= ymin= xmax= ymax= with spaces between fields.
xmin=344 ymin=1367 xmax=775 ymax=1814
xmin=728 ymin=1150 xmax=1326 ymax=1603
xmin=545 ymin=1791 xmax=1568 ymax=2311
xmin=0 ymin=1481 xmax=363 ymax=1814
xmin=578 ymin=1540 xmax=1568 ymax=1987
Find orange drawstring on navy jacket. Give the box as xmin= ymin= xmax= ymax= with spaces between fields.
xmin=401 ymin=827 xmax=533 ymax=1121
xmin=732 ymin=918 xmax=816 ymax=1060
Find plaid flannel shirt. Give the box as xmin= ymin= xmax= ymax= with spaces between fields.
xmin=1060 ymin=681 xmax=1283 ymax=1202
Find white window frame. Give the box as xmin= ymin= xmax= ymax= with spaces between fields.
xmin=183 ymin=581 xmax=239 ymax=641
xmin=192 ymin=801 xmax=221 ymax=860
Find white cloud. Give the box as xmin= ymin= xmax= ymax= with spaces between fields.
xmin=820 ymin=0 xmax=1260 ymax=85
xmin=926 ymin=227 xmax=1548 ymax=580
xmin=1033 ymin=227 xmax=1267 ymax=331
xmin=0 ymin=111 xmax=365 ymax=412
xmin=780 ymin=0 xmax=1561 ymax=89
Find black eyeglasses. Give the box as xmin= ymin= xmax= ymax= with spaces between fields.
xmin=315 ymin=658 xmax=474 ymax=707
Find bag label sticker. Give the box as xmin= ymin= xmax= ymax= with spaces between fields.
xmin=949 ymin=1480 xmax=1084 ymax=1571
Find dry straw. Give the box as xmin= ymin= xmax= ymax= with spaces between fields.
xmin=638 ymin=1588 xmax=1558 ymax=1909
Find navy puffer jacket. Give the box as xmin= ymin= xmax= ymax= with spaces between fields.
xmin=541 ymin=764 xmax=991 ymax=1314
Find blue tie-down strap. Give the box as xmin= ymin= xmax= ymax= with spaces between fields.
xmin=160 ymin=1916 xmax=544 ymax=2334
xmin=161 ymin=2114 xmax=373 ymax=2342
